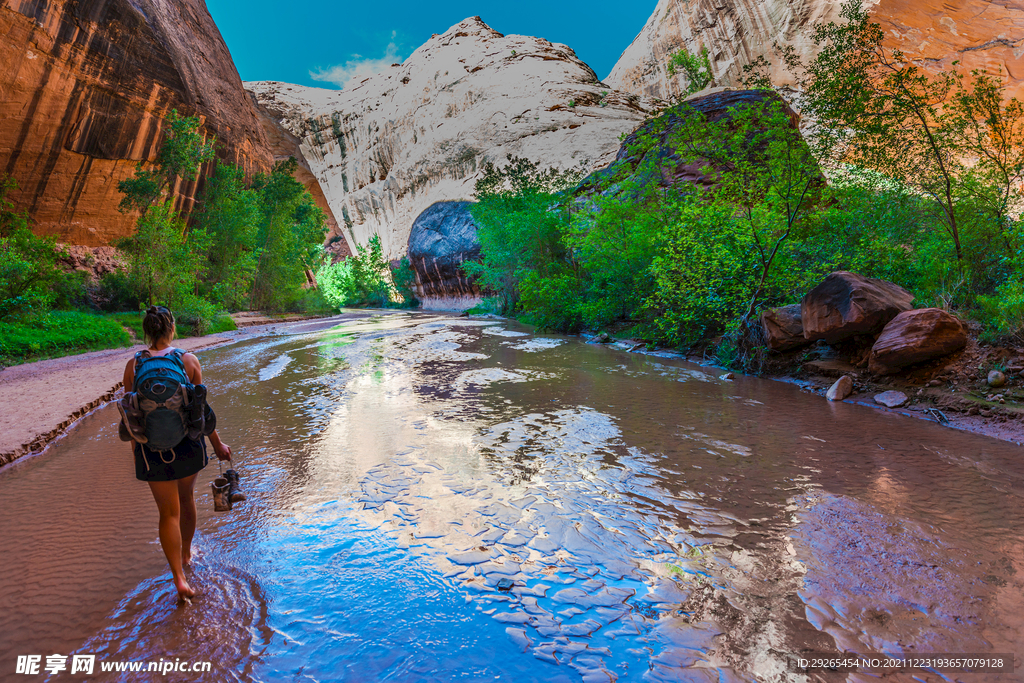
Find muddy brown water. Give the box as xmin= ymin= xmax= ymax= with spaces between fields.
xmin=1 ymin=312 xmax=1022 ymax=682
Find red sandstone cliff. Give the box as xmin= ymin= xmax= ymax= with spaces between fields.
xmin=0 ymin=0 xmax=274 ymax=246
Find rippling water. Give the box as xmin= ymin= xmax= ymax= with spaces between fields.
xmin=1 ymin=312 xmax=1022 ymax=682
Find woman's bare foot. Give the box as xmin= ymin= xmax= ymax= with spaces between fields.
xmin=174 ymin=576 xmax=195 ymax=602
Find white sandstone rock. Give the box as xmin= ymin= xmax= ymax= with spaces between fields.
xmin=826 ymin=375 xmax=852 ymax=402
xmin=606 ymin=0 xmax=1024 ymax=104
xmin=246 ymin=17 xmax=658 ymax=259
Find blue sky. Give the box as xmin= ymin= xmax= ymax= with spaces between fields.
xmin=206 ymin=0 xmax=657 ymax=89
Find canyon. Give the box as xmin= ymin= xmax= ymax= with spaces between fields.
xmin=3 ymin=0 xmax=1021 ymax=262
xmin=246 ymin=17 xmax=657 ymax=262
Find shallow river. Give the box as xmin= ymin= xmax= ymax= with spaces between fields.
xmin=2 ymin=313 xmax=1023 ymax=682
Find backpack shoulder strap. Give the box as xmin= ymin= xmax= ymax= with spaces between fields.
xmin=133 ymin=349 xmax=151 ymax=374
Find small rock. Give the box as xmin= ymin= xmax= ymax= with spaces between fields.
xmin=968 ymin=406 xmax=981 ymax=416
xmin=927 ymin=379 xmax=941 ymax=387
xmin=719 ymin=372 xmax=735 ymax=380
xmin=596 ymin=332 xmax=611 ymax=343
xmin=826 ymin=375 xmax=853 ymax=401
xmin=873 ymin=390 xmax=908 ymax=408
xmin=981 ymin=409 xmax=994 ymax=417
xmin=988 ymin=370 xmax=1006 ymax=388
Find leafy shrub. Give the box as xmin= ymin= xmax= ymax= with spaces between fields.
xmin=96 ymin=271 xmax=142 ymax=312
xmin=978 ymin=274 xmax=1024 ymax=343
xmin=174 ymin=295 xmax=220 ymax=337
xmin=519 ymin=272 xmax=584 ymax=333
xmin=316 ymin=235 xmax=416 ymax=309
xmin=0 ymin=176 xmax=66 ymax=319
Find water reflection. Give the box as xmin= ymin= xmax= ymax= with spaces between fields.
xmin=1 ymin=313 xmax=1021 ymax=682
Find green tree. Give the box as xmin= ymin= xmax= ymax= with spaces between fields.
xmin=794 ymin=0 xmax=1024 ymax=272
xmin=250 ymin=158 xmax=328 ymax=311
xmin=117 ymin=110 xmax=216 ymax=214
xmin=115 ymin=201 xmax=208 ymax=307
xmin=667 ymin=47 xmax=714 ymax=99
xmin=0 ymin=176 xmax=65 ymax=319
xmin=465 ymin=156 xmax=582 ymax=315
xmin=663 ymin=97 xmax=823 ymax=323
xmin=194 ymin=162 xmax=262 ymax=308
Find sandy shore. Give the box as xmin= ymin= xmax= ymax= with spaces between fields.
xmin=0 ymin=335 xmax=234 ymax=466
xmin=0 ymin=313 xmax=361 ymax=467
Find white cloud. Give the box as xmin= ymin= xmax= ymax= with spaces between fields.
xmin=310 ymin=33 xmax=403 ymax=90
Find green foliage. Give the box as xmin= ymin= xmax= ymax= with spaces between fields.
xmin=564 ymin=188 xmax=672 ymax=331
xmin=978 ymin=274 xmax=1024 ymax=344
xmin=666 ymin=47 xmax=714 ymax=98
xmin=465 ymin=157 xmax=582 ymax=316
xmin=115 ymin=201 xmax=207 ymax=308
xmin=519 ymin=272 xmax=584 ymax=332
xmin=249 ymin=158 xmax=328 ymax=311
xmin=109 ymin=312 xmax=146 ymax=339
xmin=96 ymin=271 xmax=142 ymax=313
xmin=0 ymin=311 xmax=130 ymax=364
xmin=194 ymin=162 xmax=262 ymax=308
xmin=0 ymin=176 xmax=69 ymax=319
xmin=758 ymin=0 xmax=1024 ymax=276
xmin=118 ymin=110 xmax=216 ymax=214
xmin=391 ymin=257 xmax=420 ymax=308
xmin=316 ymin=235 xmax=417 ymax=309
xmin=648 ymin=198 xmax=757 ymax=347
xmin=658 ymin=96 xmax=823 ymax=324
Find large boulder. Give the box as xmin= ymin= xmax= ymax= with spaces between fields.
xmin=801 ymin=272 xmax=914 ymax=344
xmin=408 ymin=201 xmax=481 ymax=303
xmin=582 ymin=89 xmax=809 ymax=197
xmin=760 ymin=304 xmax=810 ymax=352
xmin=868 ymin=308 xmax=967 ymax=374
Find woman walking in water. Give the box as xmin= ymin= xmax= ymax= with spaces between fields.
xmin=122 ymin=306 xmax=231 ymax=601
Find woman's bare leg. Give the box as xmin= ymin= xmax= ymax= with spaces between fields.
xmin=148 ymin=480 xmax=194 ymax=600
xmin=177 ymin=473 xmax=199 ymax=566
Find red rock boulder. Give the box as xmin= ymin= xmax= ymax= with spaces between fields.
xmin=801 ymin=272 xmax=914 ymax=344
xmin=760 ymin=304 xmax=810 ymax=352
xmin=868 ymin=308 xmax=967 ymax=374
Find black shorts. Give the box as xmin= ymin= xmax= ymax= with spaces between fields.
xmin=134 ymin=436 xmax=208 ymax=482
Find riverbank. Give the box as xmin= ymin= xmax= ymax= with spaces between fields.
xmin=0 ymin=313 xmax=358 ymax=467
xmin=588 ymin=331 xmax=1024 ymax=446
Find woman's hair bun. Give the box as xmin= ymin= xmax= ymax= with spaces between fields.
xmin=142 ymin=306 xmax=175 ymax=345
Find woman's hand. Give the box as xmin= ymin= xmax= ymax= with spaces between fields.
xmin=209 ymin=429 xmax=232 ymax=461
xmin=213 ymin=440 xmax=232 ymax=461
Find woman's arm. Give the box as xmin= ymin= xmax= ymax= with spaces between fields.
xmin=183 ymin=352 xmax=232 ymax=461
xmin=123 ymin=358 xmax=136 ymax=453
xmin=123 ymin=357 xmax=135 ymax=393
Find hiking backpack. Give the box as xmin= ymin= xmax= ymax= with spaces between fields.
xmin=118 ymin=348 xmax=213 ymax=450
